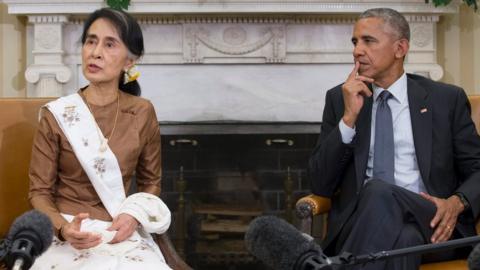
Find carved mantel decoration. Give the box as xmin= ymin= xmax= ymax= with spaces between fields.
xmin=3 ymin=0 xmax=459 ymax=125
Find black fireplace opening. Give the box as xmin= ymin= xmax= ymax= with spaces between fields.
xmin=160 ymin=133 xmax=318 ymax=269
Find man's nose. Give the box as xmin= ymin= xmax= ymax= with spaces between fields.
xmin=353 ymin=44 xmax=365 ymax=58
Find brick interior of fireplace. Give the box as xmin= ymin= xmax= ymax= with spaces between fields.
xmin=159 ymin=133 xmax=318 ymax=269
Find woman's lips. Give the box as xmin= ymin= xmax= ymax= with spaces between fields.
xmin=87 ymin=64 xmax=102 ymax=73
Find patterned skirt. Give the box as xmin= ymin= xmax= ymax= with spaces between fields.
xmin=31 ymin=218 xmax=171 ymax=270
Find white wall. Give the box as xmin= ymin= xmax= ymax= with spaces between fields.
xmin=437 ymin=4 xmax=480 ymax=94
xmin=0 ymin=3 xmax=25 ymax=97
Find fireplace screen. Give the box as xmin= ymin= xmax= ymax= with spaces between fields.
xmin=160 ymin=133 xmax=317 ymax=269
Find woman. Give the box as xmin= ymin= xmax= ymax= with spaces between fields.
xmin=28 ymin=8 xmax=171 ymax=270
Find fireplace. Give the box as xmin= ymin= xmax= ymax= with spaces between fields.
xmin=156 ymin=134 xmax=318 ymax=269
xmin=160 ymin=133 xmax=317 ymax=268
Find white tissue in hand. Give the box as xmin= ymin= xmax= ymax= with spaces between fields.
xmin=88 ymin=230 xmax=141 ymax=255
xmin=91 ymin=229 xmax=116 ymax=243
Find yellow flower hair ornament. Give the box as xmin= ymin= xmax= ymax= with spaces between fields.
xmin=124 ymin=66 xmax=140 ymax=84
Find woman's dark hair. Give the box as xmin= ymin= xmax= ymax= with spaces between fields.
xmin=81 ymin=8 xmax=144 ymax=96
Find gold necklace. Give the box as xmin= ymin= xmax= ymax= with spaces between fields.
xmin=82 ymin=91 xmax=120 ymax=153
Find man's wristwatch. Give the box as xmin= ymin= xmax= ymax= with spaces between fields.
xmin=454 ymin=192 xmax=470 ymax=212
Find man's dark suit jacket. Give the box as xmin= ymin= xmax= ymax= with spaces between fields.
xmin=310 ymin=73 xmax=480 ymax=251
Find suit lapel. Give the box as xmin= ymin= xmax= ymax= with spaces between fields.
xmin=354 ymin=95 xmax=373 ymax=189
xmin=407 ymin=76 xmax=432 ymax=185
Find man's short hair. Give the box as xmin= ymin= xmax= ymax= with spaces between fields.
xmin=359 ymin=8 xmax=410 ymax=41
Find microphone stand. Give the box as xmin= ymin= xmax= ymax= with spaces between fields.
xmin=300 ymin=235 xmax=480 ymax=270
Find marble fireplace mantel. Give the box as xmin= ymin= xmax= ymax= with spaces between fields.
xmin=2 ymin=0 xmax=460 ymax=131
xmin=3 ymin=0 xmax=459 ymax=14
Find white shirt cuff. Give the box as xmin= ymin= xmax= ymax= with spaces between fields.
xmin=339 ymin=119 xmax=356 ymax=144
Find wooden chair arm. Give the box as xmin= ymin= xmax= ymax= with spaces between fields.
xmin=154 ymin=233 xmax=192 ymax=270
xmin=419 ymin=259 xmax=467 ymax=270
xmin=295 ymin=194 xmax=332 ymax=218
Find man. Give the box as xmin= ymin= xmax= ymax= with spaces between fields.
xmin=309 ymin=8 xmax=480 ymax=269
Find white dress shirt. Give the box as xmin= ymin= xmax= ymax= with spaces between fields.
xmin=339 ymin=73 xmax=427 ymax=193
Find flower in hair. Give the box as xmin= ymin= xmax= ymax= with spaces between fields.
xmin=124 ymin=65 xmax=140 ymax=84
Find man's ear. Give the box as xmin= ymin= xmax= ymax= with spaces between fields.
xmin=394 ymin=38 xmax=409 ymax=59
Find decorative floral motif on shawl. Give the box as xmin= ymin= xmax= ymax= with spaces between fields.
xmin=93 ymin=157 xmax=106 ymax=177
xmin=62 ymin=106 xmax=80 ymax=127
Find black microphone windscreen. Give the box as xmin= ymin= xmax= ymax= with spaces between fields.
xmin=7 ymin=210 xmax=53 ymax=256
xmin=468 ymin=243 xmax=480 ymax=270
xmin=245 ymin=215 xmax=321 ymax=270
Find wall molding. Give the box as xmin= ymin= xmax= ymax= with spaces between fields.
xmin=3 ymin=0 xmax=459 ymax=14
